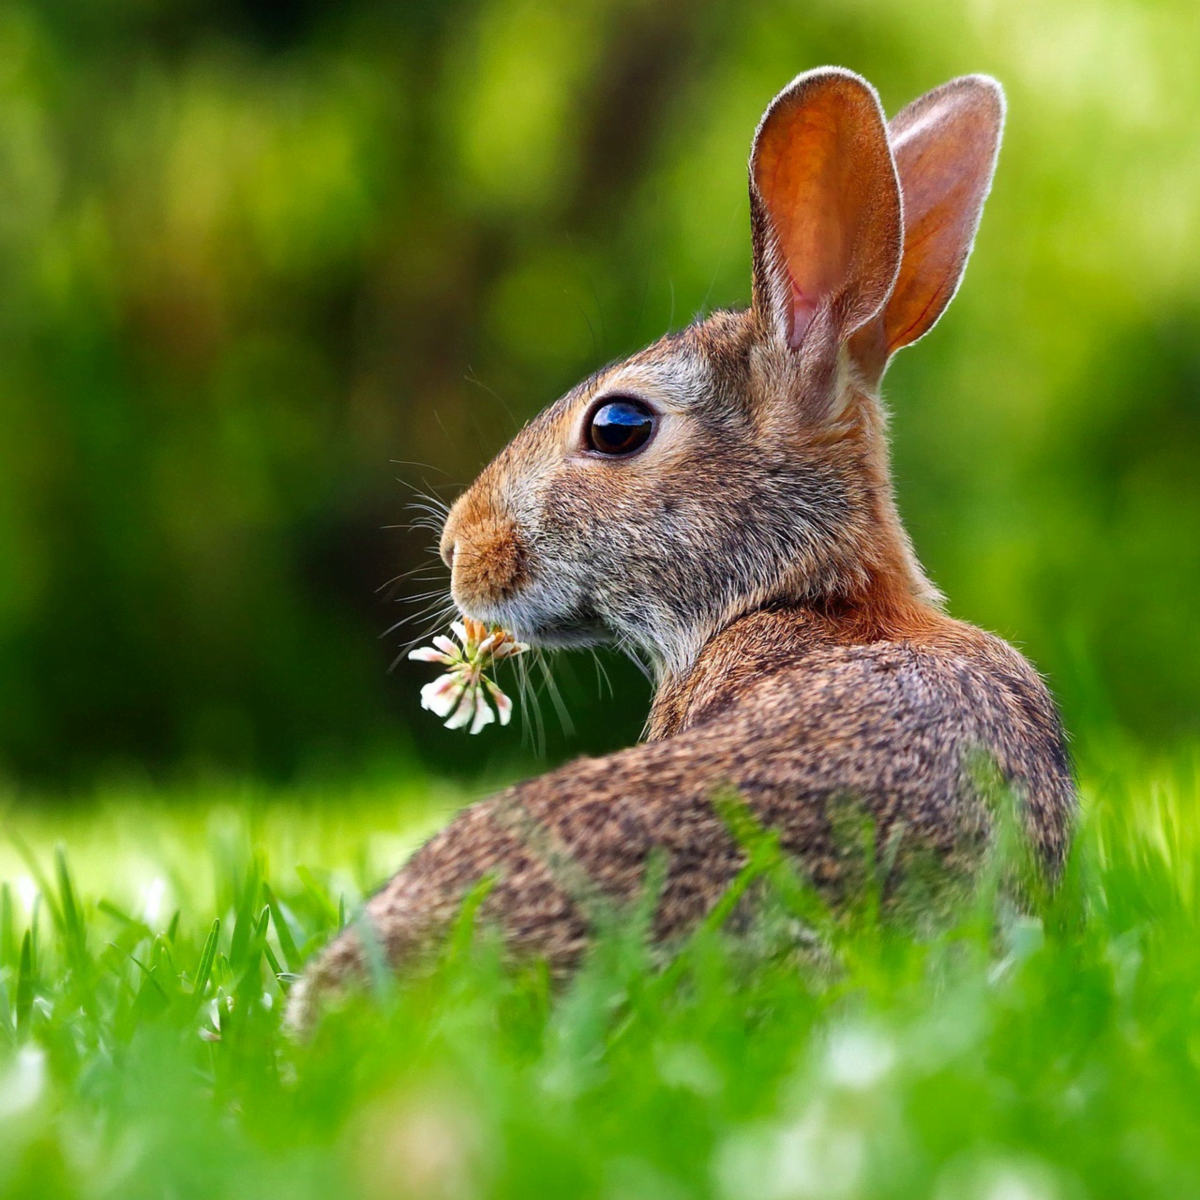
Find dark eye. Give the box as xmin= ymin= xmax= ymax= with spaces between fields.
xmin=586 ymin=398 xmax=655 ymax=456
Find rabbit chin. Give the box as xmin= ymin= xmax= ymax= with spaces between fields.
xmin=456 ymin=591 xmax=609 ymax=650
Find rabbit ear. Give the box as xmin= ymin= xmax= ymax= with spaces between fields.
xmin=878 ymin=75 xmax=1005 ymax=357
xmin=750 ymin=68 xmax=903 ymax=357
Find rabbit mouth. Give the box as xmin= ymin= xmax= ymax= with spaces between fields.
xmin=503 ymin=611 xmax=608 ymax=650
xmin=519 ymin=618 xmax=607 ymax=649
xmin=460 ymin=593 xmax=608 ymax=650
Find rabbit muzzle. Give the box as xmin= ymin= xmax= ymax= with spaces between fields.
xmin=442 ymin=507 xmax=526 ymax=610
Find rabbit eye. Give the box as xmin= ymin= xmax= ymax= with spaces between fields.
xmin=586 ymin=398 xmax=655 ymax=456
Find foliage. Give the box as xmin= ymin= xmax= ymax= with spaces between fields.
xmin=0 ymin=0 xmax=1197 ymax=783
xmin=0 ymin=748 xmax=1197 ymax=1198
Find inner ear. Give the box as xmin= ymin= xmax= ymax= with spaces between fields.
xmin=749 ymin=68 xmax=903 ymax=353
xmin=883 ymin=75 xmax=1004 ymax=356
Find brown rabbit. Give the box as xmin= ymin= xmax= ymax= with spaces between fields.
xmin=287 ymin=68 xmax=1075 ymax=1029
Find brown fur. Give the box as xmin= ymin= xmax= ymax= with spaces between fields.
xmin=287 ymin=69 xmax=1074 ymax=1031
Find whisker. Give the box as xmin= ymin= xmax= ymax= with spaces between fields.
xmin=389 ymin=602 xmax=459 ymax=670
xmin=375 ymin=564 xmax=448 ymax=593
xmin=515 ymin=652 xmax=546 ymax=758
xmin=616 ymin=634 xmax=654 ymax=684
xmin=405 ymin=500 xmax=452 ymax=518
xmin=394 ymin=476 xmax=453 ymax=501
xmin=389 ymin=460 xmax=450 ymax=476
xmin=392 ymin=571 xmax=448 ymax=587
xmin=381 ymin=595 xmax=454 ymax=640
xmin=386 ymin=515 xmax=446 ymax=531
xmin=401 ymin=587 xmax=457 ymax=603
xmin=393 ymin=511 xmax=449 ymax=530
xmin=379 ymin=575 xmax=445 ymax=606
xmin=537 ymin=652 xmax=574 ymax=739
xmin=589 ymin=647 xmax=613 ymax=700
xmin=464 ymin=370 xmax=521 ymax=435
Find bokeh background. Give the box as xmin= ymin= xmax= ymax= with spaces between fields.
xmin=1 ymin=0 xmax=1197 ymax=790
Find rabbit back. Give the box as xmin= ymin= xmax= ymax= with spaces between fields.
xmin=288 ymin=606 xmax=1072 ymax=1029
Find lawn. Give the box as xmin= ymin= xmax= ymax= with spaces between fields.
xmin=0 ymin=743 xmax=1197 ymax=1200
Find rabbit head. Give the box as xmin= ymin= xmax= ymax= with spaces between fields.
xmin=438 ymin=69 xmax=1004 ymax=681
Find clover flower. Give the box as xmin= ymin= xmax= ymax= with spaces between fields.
xmin=408 ymin=617 xmax=528 ymax=734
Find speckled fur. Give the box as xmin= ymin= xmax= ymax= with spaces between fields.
xmin=286 ymin=69 xmax=1075 ymax=1031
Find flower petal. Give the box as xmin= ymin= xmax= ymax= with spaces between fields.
xmin=491 ymin=640 xmax=528 ymax=659
xmin=433 ymin=635 xmax=460 ymax=659
xmin=420 ymin=674 xmax=464 ymax=717
xmin=443 ymin=684 xmax=477 ymax=730
xmin=486 ymin=679 xmax=513 ymax=726
xmin=411 ymin=617 xmax=527 ymax=733
xmin=408 ymin=646 xmax=453 ymax=664
xmin=469 ymin=690 xmax=495 ymax=734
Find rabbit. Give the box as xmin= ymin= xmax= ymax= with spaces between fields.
xmin=286 ymin=68 xmax=1075 ymax=1031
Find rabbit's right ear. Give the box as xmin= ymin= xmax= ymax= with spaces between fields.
xmin=749 ymin=69 xmax=902 ymax=376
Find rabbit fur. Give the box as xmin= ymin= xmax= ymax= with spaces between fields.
xmin=286 ymin=68 xmax=1075 ymax=1031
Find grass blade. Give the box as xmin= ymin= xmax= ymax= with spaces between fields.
xmin=56 ymin=846 xmax=90 ymax=977
xmin=193 ymin=919 xmax=221 ymax=1002
xmin=0 ymin=883 xmax=13 ymax=968
xmin=263 ymin=883 xmax=302 ymax=973
xmin=7 ymin=828 xmax=62 ymax=931
xmin=15 ymin=931 xmax=34 ymax=1039
xmin=262 ymin=938 xmax=284 ymax=982
xmin=295 ymin=865 xmax=340 ymax=927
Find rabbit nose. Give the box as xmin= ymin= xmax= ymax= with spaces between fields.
xmin=439 ymin=497 xmax=466 ymax=570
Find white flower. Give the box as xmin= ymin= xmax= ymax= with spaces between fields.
xmin=409 ymin=617 xmax=527 ymax=734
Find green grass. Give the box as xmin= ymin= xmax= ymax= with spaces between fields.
xmin=0 ymin=747 xmax=1197 ymax=1200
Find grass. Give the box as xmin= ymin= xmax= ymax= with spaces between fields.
xmin=0 ymin=745 xmax=1197 ymax=1200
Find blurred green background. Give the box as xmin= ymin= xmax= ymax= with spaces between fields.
xmin=1 ymin=0 xmax=1196 ymax=788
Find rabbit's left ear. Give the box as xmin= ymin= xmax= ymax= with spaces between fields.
xmin=750 ymin=68 xmax=903 ymax=361
xmin=851 ymin=75 xmax=1005 ymax=376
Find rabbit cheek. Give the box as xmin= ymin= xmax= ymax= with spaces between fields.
xmin=449 ymin=516 xmax=527 ymax=614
